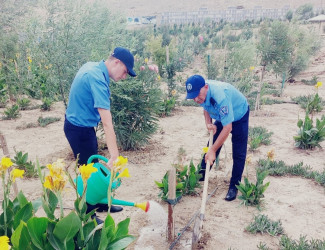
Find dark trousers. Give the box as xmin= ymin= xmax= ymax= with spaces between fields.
xmin=64 ymin=118 xmax=98 ymax=165
xmin=200 ymin=107 xmax=249 ymax=189
xmin=64 ymin=118 xmax=100 ymax=214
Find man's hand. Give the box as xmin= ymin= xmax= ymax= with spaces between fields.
xmin=205 ymin=149 xmax=216 ymax=165
xmin=206 ymin=124 xmax=217 ymax=135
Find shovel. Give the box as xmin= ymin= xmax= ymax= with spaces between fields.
xmin=192 ymin=130 xmax=214 ymax=249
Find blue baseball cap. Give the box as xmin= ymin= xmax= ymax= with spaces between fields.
xmin=112 ymin=47 xmax=136 ymax=77
xmin=185 ymin=75 xmax=205 ymax=99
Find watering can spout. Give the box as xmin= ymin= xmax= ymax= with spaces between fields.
xmin=135 ymin=201 xmax=150 ymax=212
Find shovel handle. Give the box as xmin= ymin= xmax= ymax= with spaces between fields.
xmin=200 ymin=130 xmax=214 ymax=215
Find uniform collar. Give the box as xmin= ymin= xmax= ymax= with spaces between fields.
xmin=201 ymin=84 xmax=211 ymax=107
xmin=99 ymin=60 xmax=110 ymax=83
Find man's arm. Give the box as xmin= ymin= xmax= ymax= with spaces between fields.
xmin=98 ymin=108 xmax=119 ymax=168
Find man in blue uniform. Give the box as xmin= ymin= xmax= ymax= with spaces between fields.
xmin=185 ymin=75 xmax=249 ymax=201
xmin=64 ymin=47 xmax=136 ymax=223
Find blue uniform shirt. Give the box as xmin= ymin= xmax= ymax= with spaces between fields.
xmin=66 ymin=60 xmax=110 ymax=127
xmin=200 ymin=80 xmax=248 ymax=126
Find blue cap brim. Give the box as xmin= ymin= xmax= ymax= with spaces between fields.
xmin=186 ymin=90 xmax=200 ymax=99
xmin=128 ymin=68 xmax=136 ymax=77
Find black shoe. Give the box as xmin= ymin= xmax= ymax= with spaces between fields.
xmin=91 ymin=214 xmax=103 ymax=225
xmin=96 ymin=204 xmax=123 ymax=213
xmin=199 ymin=170 xmax=206 ymax=181
xmin=225 ymin=188 xmax=238 ymax=201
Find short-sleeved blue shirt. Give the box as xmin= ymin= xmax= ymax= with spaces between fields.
xmin=66 ymin=60 xmax=110 ymax=127
xmin=200 ymin=80 xmax=248 ymax=126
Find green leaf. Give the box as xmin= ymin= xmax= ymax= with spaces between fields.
xmin=115 ymin=218 xmax=130 ymax=238
xmin=53 ymin=211 xmax=81 ymax=243
xmin=47 ymin=222 xmax=65 ymax=250
xmin=13 ymin=203 xmax=33 ymax=229
xmin=98 ymin=225 xmax=111 ymax=250
xmin=107 ymin=235 xmax=137 ymax=250
xmin=48 ymin=190 xmax=58 ymax=212
xmin=176 ymin=183 xmax=183 ymax=189
xmin=189 ymin=173 xmax=197 ymax=189
xmin=154 ymin=181 xmax=164 ymax=188
xmin=17 ymin=191 xmax=29 ymax=208
xmin=11 ymin=221 xmax=32 ymax=249
xmin=27 ymin=217 xmax=49 ymax=249
xmin=31 ymin=197 xmax=42 ymax=213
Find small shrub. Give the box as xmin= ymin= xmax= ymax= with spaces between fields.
xmin=292 ymin=94 xmax=314 ymax=109
xmin=292 ymin=94 xmax=324 ymax=113
xmin=180 ymin=99 xmax=200 ymax=107
xmin=155 ymin=160 xmax=202 ymax=202
xmin=236 ymin=170 xmax=270 ymax=207
xmin=294 ymin=112 xmax=325 ymax=149
xmin=3 ymin=104 xmax=20 ymax=120
xmin=16 ymin=122 xmax=38 ymax=130
xmin=307 ymin=93 xmax=323 ymax=114
xmin=158 ymin=96 xmax=176 ymax=117
xmin=246 ymin=214 xmax=284 ymax=236
xmin=257 ymin=159 xmax=325 ymax=187
xmin=38 ymin=116 xmax=61 ymax=127
xmin=261 ymin=98 xmax=285 ymax=105
xmin=111 ymin=77 xmax=161 ymax=151
xmin=40 ymin=97 xmax=53 ymax=111
xmin=301 ymin=76 xmax=318 ymax=86
xmin=17 ymin=98 xmax=31 ymax=110
xmin=279 ymin=235 xmax=325 ymax=249
xmin=248 ymin=126 xmax=273 ymax=151
xmin=12 ymin=151 xmax=39 ymax=178
xmin=257 ymin=242 xmax=271 ymax=250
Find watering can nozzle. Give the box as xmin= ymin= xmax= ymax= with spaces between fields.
xmin=135 ymin=201 xmax=150 ymax=212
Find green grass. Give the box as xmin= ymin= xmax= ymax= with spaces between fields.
xmin=248 ymin=126 xmax=273 ymax=151
xmin=38 ymin=116 xmax=61 ymax=127
xmin=257 ymin=159 xmax=325 ymax=187
xmin=246 ymin=214 xmax=284 ymax=236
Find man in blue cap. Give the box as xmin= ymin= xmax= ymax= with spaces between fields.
xmin=185 ymin=75 xmax=249 ymax=201
xmin=64 ymin=47 xmax=136 ymax=223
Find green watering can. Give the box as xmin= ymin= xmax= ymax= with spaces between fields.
xmin=76 ymin=155 xmax=149 ymax=212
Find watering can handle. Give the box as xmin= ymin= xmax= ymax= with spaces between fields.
xmin=87 ymin=155 xmax=109 ymax=164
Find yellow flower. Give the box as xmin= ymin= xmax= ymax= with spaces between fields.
xmin=1 ymin=157 xmax=13 ymax=172
xmin=113 ymin=156 xmax=128 ymax=171
xmin=0 ymin=236 xmax=10 ymax=250
xmin=27 ymin=56 xmax=32 ymax=63
xmin=44 ymin=174 xmax=67 ymax=192
xmin=315 ymin=81 xmax=322 ymax=88
xmin=249 ymin=66 xmax=255 ymax=71
xmin=11 ymin=169 xmax=24 ymax=182
xmin=144 ymin=58 xmax=149 ymax=64
xmin=171 ymin=89 xmax=177 ymax=96
xmin=157 ymin=75 xmax=161 ymax=81
xmin=202 ymin=147 xmax=209 ymax=153
xmin=43 ymin=159 xmax=67 ymax=192
xmin=79 ymin=163 xmax=97 ymax=181
xmin=47 ymin=159 xmax=65 ymax=176
xmin=1 ymin=157 xmax=13 ymax=168
xmin=44 ymin=65 xmax=49 ymax=70
xmin=267 ymin=149 xmax=275 ymax=161
xmin=118 ymin=168 xmax=130 ymax=178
